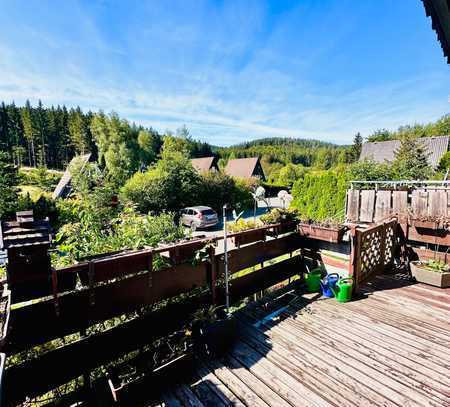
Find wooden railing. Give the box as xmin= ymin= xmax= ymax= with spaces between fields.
xmin=3 ymin=226 xmax=304 ymax=406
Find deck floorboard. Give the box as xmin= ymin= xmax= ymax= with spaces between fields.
xmin=151 ymin=273 xmax=450 ymax=407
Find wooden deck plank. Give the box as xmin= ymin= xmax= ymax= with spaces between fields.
xmin=230 ymin=341 xmax=333 ymax=407
xmin=241 ymin=308 xmax=414 ymax=406
xmin=152 ymin=275 xmax=450 ymax=407
xmin=288 ymin=307 xmax=450 ymax=403
xmin=255 ymin=315 xmax=441 ymax=406
xmin=236 ymin=319 xmax=387 ymax=407
xmin=194 ymin=364 xmax=246 ymax=407
xmin=205 ymin=359 xmax=270 ymax=407
xmin=315 ymin=300 xmax=450 ymax=365
xmin=303 ymin=304 xmax=450 ymax=387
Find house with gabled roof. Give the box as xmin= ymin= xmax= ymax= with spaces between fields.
xmin=359 ymin=135 xmax=449 ymax=169
xmin=224 ymin=157 xmax=266 ymax=181
xmin=190 ymin=156 xmax=219 ymax=173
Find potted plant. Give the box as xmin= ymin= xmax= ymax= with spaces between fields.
xmin=410 ymin=259 xmax=450 ymax=288
xmin=191 ymin=305 xmax=236 ymax=357
xmin=228 ymin=219 xmax=265 ymax=246
xmin=297 ymin=219 xmax=346 ymax=243
xmin=261 ymin=208 xmax=298 ymax=236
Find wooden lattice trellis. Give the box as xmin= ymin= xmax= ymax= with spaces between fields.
xmin=353 ymin=219 xmax=397 ymax=285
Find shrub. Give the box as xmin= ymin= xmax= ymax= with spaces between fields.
xmin=121 ymin=153 xmax=202 ymax=213
xmin=291 ymin=170 xmax=347 ymax=222
xmin=53 ymin=207 xmax=185 ymax=267
xmin=19 ymin=167 xmax=61 ymax=192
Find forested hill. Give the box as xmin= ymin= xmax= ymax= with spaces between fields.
xmin=227 ymin=137 xmax=340 ymax=149
xmin=216 ymin=137 xmax=349 ymax=170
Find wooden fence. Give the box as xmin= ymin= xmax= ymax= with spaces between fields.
xmin=346 ymin=188 xmax=450 ymax=223
xmin=2 ymin=227 xmax=304 ymax=406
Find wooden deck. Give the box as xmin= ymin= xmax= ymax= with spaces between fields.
xmin=148 ymin=273 xmax=450 ymax=407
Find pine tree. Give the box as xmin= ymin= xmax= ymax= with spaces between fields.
xmin=21 ymin=100 xmax=37 ymax=167
xmin=68 ymin=107 xmax=89 ymax=155
xmin=350 ymin=132 xmax=363 ymax=162
xmin=36 ymin=100 xmax=49 ymax=166
xmin=391 ymin=135 xmax=432 ymax=180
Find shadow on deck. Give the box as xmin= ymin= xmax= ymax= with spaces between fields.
xmin=145 ymin=273 xmax=450 ymax=407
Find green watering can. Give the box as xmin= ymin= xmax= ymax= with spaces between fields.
xmin=330 ymin=277 xmax=354 ymax=303
xmin=305 ymin=268 xmax=323 ymax=293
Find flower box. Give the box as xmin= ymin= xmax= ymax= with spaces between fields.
xmin=232 ymin=228 xmax=266 ymax=247
xmin=410 ymin=261 xmax=450 ymax=288
xmin=298 ymin=223 xmax=345 ymax=243
xmin=410 ymin=219 xmax=442 ymax=229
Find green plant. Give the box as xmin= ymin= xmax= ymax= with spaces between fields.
xmin=227 ymin=218 xmax=261 ymax=233
xmin=260 ymin=208 xmax=298 ymax=225
xmin=424 ymin=260 xmax=450 ymax=273
xmin=52 ymin=206 xmax=185 ymax=268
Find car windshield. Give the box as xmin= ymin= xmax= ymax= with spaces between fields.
xmin=201 ymin=209 xmax=216 ymax=215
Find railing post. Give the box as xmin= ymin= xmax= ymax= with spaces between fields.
xmin=208 ymin=245 xmax=217 ymax=306
xmin=349 ymin=226 xmax=359 ymax=288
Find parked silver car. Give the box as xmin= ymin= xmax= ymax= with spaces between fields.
xmin=180 ymin=206 xmax=219 ymax=229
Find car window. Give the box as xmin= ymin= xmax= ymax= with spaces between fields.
xmin=201 ymin=209 xmax=216 ymax=215
xmin=188 ymin=209 xmax=194 ymax=215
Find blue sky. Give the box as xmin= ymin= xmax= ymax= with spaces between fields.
xmin=0 ymin=0 xmax=448 ymax=145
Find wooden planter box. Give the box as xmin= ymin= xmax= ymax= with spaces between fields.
xmin=298 ymin=223 xmax=345 ymax=243
xmin=410 ymin=261 xmax=450 ymax=288
xmin=410 ymin=219 xmax=442 ymax=230
xmin=232 ymin=228 xmax=265 ymax=247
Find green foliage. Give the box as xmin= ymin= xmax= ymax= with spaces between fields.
xmin=260 ymin=208 xmax=298 ymax=224
xmin=54 ymin=207 xmax=184 ymax=267
xmin=391 ymin=135 xmax=432 ymax=180
xmin=0 ymin=151 xmax=19 ymax=220
xmin=424 ymin=260 xmax=450 ymax=273
xmin=349 ymin=133 xmax=363 ymax=162
xmin=121 ymin=156 xmax=254 ymax=214
xmin=121 ymin=152 xmax=202 ymax=213
xmin=19 ymin=167 xmax=61 ymax=192
xmin=291 ymin=170 xmax=348 ymax=222
xmin=227 ymin=218 xmax=261 ymax=232
xmin=276 ymin=163 xmax=307 ymax=187
xmin=438 ymin=151 xmax=450 ymax=171
xmin=197 ymin=171 xmax=237 ymax=212
xmin=347 ymin=159 xmax=395 ymax=181
xmin=90 ymin=112 xmax=140 ymax=188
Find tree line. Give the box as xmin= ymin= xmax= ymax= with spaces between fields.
xmin=0 ymin=101 xmax=213 ymax=170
